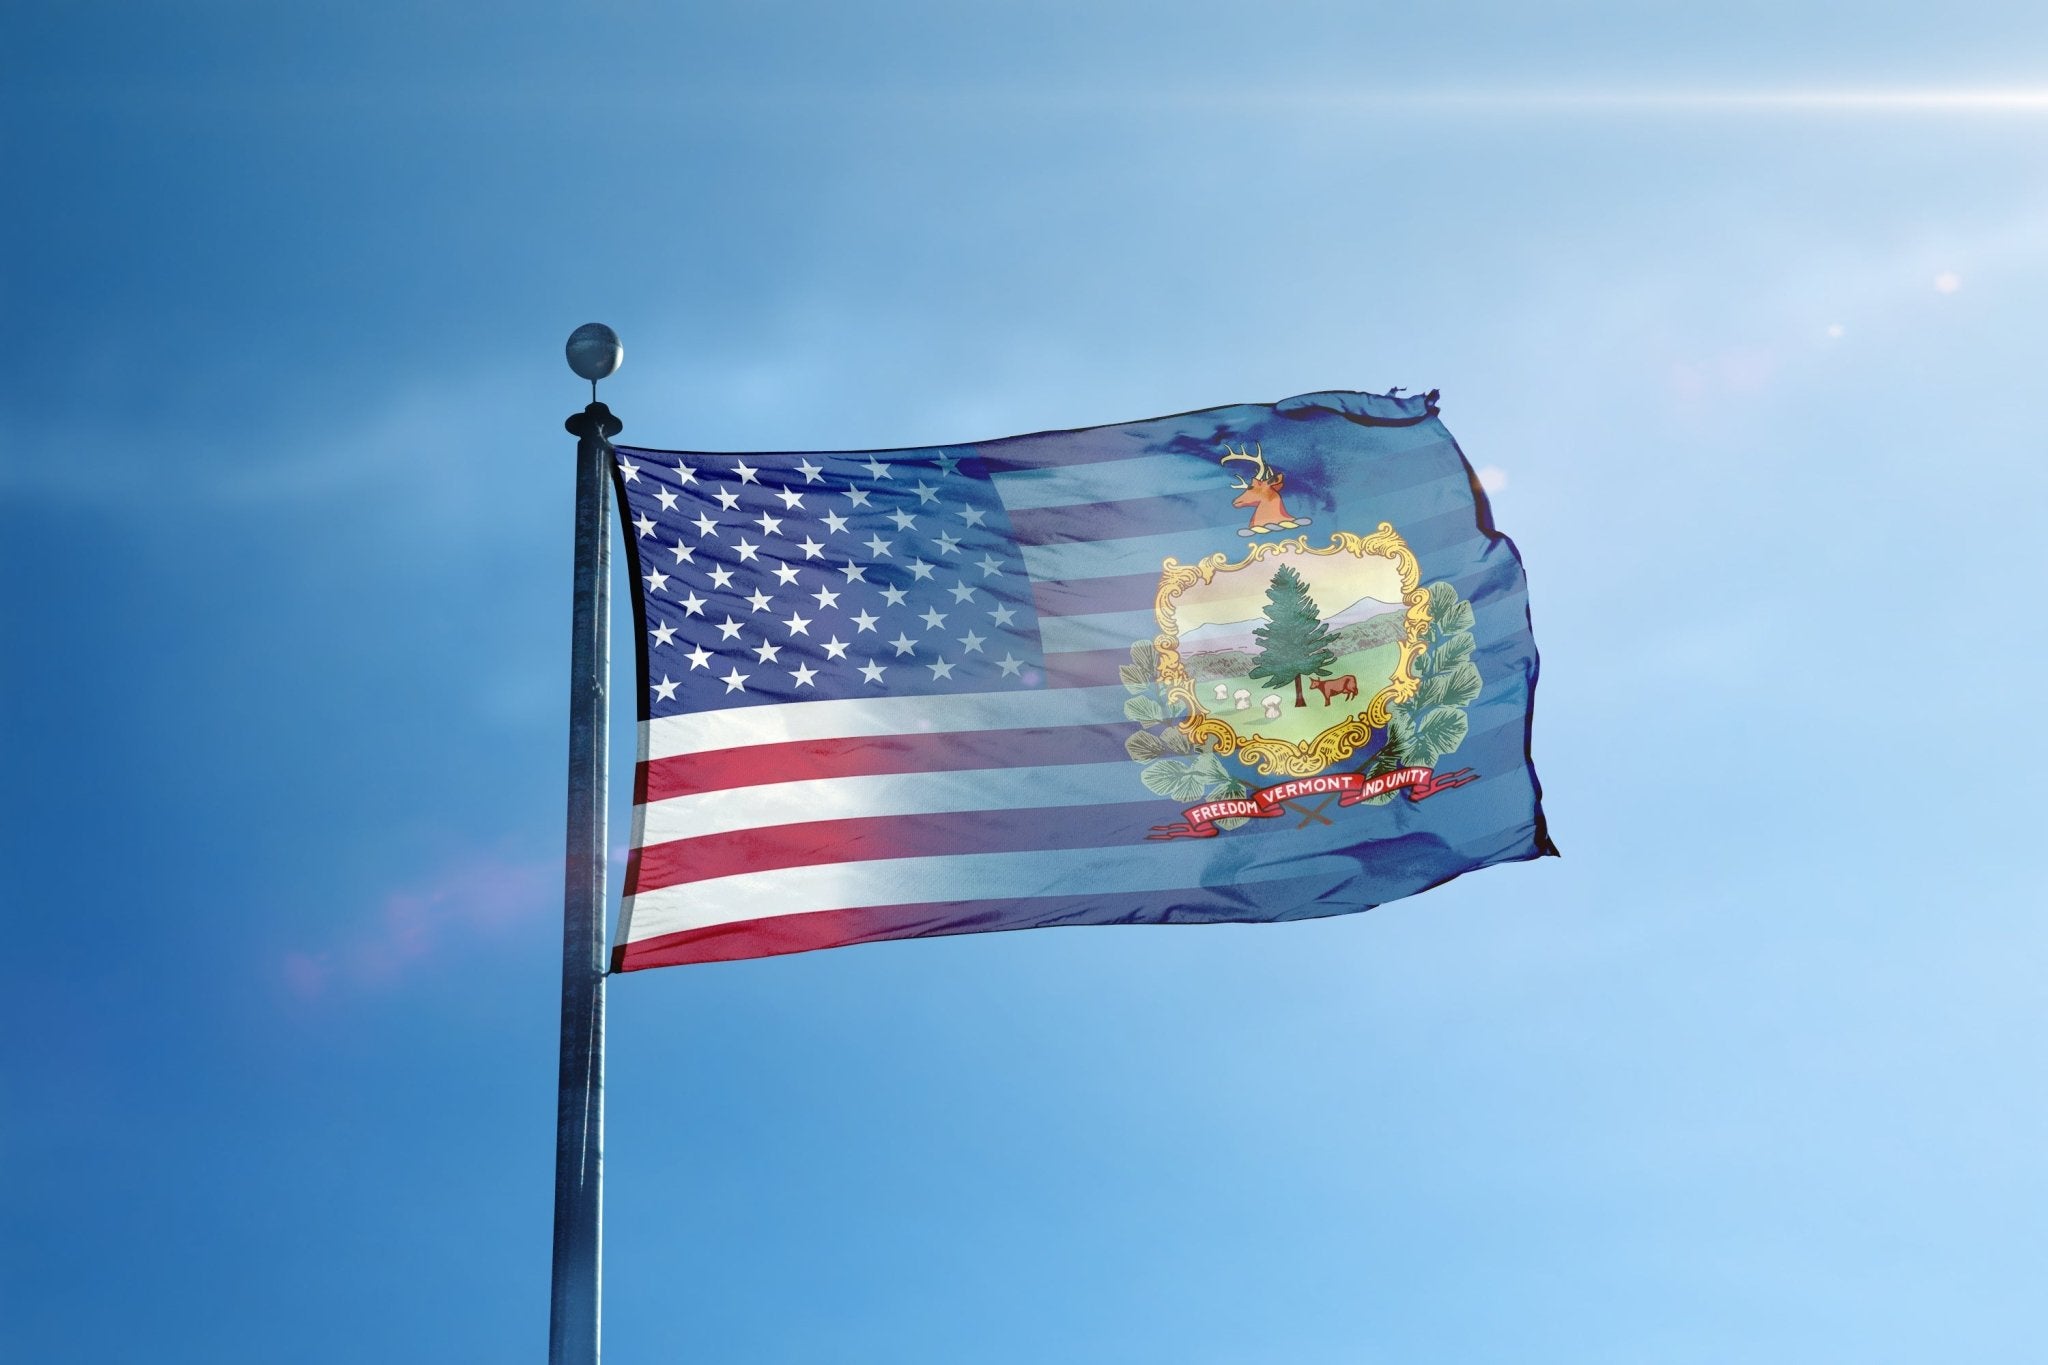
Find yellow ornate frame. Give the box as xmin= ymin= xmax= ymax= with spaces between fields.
xmin=1154 ymin=524 xmax=1431 ymax=777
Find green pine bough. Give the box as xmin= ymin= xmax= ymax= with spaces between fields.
xmin=1121 ymin=641 xmax=1253 ymax=827
xmin=1361 ymin=580 xmax=1481 ymax=803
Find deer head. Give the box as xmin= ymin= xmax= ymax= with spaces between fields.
xmin=1221 ymin=445 xmax=1281 ymax=503
xmin=1220 ymin=445 xmax=1299 ymax=528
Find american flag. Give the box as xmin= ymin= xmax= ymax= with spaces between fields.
xmin=609 ymin=390 xmax=1552 ymax=969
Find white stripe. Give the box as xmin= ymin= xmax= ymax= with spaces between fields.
xmin=642 ymin=684 xmax=1128 ymax=760
xmin=1037 ymin=609 xmax=1161 ymax=655
xmin=620 ymin=841 xmax=1255 ymax=940
xmin=993 ymin=455 xmax=1218 ymax=510
xmin=623 ymin=709 xmax=1548 ymax=943
xmin=639 ymin=762 xmax=1139 ymax=843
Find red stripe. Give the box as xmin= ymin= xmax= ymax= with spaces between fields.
xmin=616 ymin=905 xmax=899 ymax=968
xmin=973 ymin=434 xmax=1193 ymax=472
xmin=627 ymin=800 xmax=1166 ymax=894
xmin=1007 ymin=500 xmax=1227 ymax=547
xmin=616 ymin=901 xmax=1027 ymax=969
xmin=635 ymin=723 xmax=1135 ymax=802
xmin=610 ymin=866 xmax=1365 ymax=969
xmin=1032 ymin=572 xmax=1161 ymax=619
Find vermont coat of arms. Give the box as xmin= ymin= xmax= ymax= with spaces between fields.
xmin=1131 ymin=445 xmax=1484 ymax=838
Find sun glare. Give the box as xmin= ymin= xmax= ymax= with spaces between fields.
xmin=1632 ymin=89 xmax=2048 ymax=111
xmin=1320 ymin=87 xmax=2048 ymax=113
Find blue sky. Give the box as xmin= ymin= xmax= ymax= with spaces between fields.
xmin=5 ymin=3 xmax=2047 ymax=1361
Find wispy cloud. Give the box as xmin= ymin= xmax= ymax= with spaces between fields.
xmin=0 ymin=365 xmax=546 ymax=522
xmin=280 ymin=848 xmax=556 ymax=1000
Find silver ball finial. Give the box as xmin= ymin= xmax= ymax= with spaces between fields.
xmin=566 ymin=323 xmax=622 ymax=384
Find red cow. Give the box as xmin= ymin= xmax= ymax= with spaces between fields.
xmin=1308 ymin=674 xmax=1358 ymax=707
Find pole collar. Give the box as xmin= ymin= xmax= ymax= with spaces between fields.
xmin=565 ymin=401 xmax=623 ymax=442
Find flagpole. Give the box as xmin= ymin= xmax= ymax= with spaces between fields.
xmin=552 ymin=324 xmax=622 ymax=1365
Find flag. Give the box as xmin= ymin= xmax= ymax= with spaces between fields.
xmin=608 ymin=389 xmax=1554 ymax=970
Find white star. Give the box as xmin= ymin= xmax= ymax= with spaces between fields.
xmin=644 ymin=567 xmax=669 ymax=593
xmin=976 ymin=553 xmax=1003 ymax=577
xmin=879 ymin=585 xmax=908 ymax=607
xmin=821 ymin=635 xmax=850 ymax=660
xmin=753 ymin=511 xmax=783 ymax=536
xmin=927 ymin=657 xmax=956 ymax=680
xmin=734 ymin=460 xmax=759 ymax=484
xmin=845 ymin=488 xmax=872 ymax=509
xmin=862 ymin=457 xmax=891 ymax=480
xmin=911 ymin=481 xmax=939 ymax=505
xmin=775 ymin=488 xmax=805 ymax=510
xmin=790 ymin=662 xmax=818 ymax=688
xmin=783 ymin=612 xmax=811 ymax=636
xmin=733 ymin=538 xmax=760 ymax=563
xmin=934 ymin=532 xmax=961 ymax=556
xmin=655 ymin=487 xmax=679 ymax=512
xmin=720 ymin=667 xmax=749 ymax=693
xmin=674 ymin=461 xmax=697 ymax=486
xmin=692 ymin=513 xmax=720 ymax=538
xmin=680 ymin=591 xmax=707 ymax=616
xmin=633 ymin=514 xmax=656 ymax=538
xmin=864 ymin=533 xmax=893 ymax=558
xmin=957 ymin=630 xmax=987 ymax=654
xmin=811 ymin=585 xmax=841 ymax=609
xmin=947 ymin=582 xmax=976 ymax=604
xmin=887 ymin=508 xmax=916 ymax=531
xmin=907 ymin=560 xmax=936 ymax=581
xmin=714 ymin=488 xmax=741 ymax=510
xmin=746 ymin=589 xmax=774 ymax=613
xmin=685 ymin=644 xmax=712 ymax=670
xmin=653 ymin=675 xmax=680 ymax=702
xmin=996 ymin=653 xmax=1024 ymax=677
xmin=821 ymin=510 xmax=850 ymax=535
xmin=989 ymin=604 xmax=1017 ymax=627
xmin=751 ymin=639 xmax=781 ymax=663
xmin=959 ymin=504 xmax=987 ymax=527
xmin=616 ymin=457 xmax=641 ymax=483
xmin=772 ymin=563 xmax=801 ymax=586
xmin=707 ymin=565 xmax=735 ymax=589
xmin=859 ymin=660 xmax=887 ymax=685
xmin=715 ymin=616 xmax=744 ymax=640
xmin=797 ymin=536 xmax=825 ymax=560
xmin=795 ymin=458 xmax=824 ymax=484
xmin=850 ymin=609 xmax=879 ymax=632
xmin=889 ymin=632 xmax=917 ymax=656
xmin=669 ymin=540 xmax=694 ymax=565
xmin=839 ymin=561 xmax=867 ymax=582
xmin=936 ymin=451 xmax=962 ymax=475
xmin=918 ymin=606 xmax=947 ymax=631
xmin=650 ymin=621 xmax=677 ymax=646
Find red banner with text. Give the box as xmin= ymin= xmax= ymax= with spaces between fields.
xmin=1146 ymin=767 xmax=1477 ymax=840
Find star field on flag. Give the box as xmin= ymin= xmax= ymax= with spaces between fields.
xmin=626 ymin=448 xmax=1041 ymax=711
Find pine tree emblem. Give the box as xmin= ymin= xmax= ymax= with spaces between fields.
xmin=1248 ymin=563 xmax=1338 ymax=708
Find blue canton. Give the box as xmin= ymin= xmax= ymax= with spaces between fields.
xmin=614 ymin=447 xmax=1046 ymax=714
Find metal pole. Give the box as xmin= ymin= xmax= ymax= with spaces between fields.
xmin=551 ymin=325 xmax=622 ymax=1365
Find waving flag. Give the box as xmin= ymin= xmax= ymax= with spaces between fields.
xmin=608 ymin=389 xmax=1553 ymax=970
